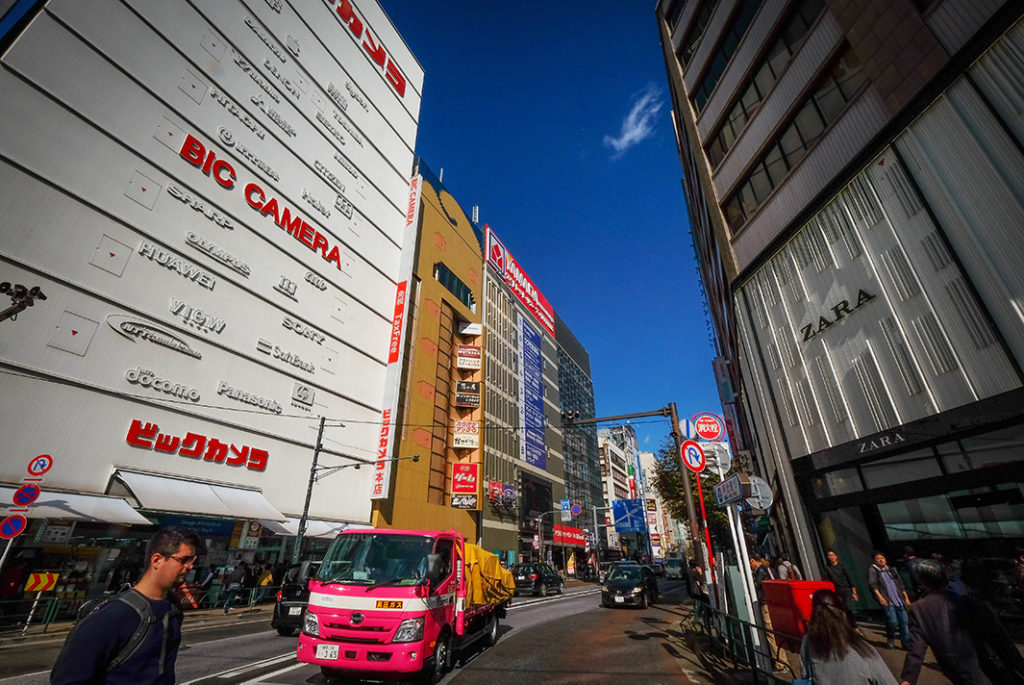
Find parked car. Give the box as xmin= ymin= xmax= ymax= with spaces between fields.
xmin=511 ymin=562 xmax=563 ymax=596
xmin=600 ymin=562 xmax=658 ymax=609
xmin=271 ymin=560 xmax=319 ymax=637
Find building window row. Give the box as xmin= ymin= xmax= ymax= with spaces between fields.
xmin=666 ymin=0 xmax=688 ymax=30
xmin=693 ymin=0 xmax=763 ymax=112
xmin=677 ymin=1 xmax=718 ymax=68
xmin=433 ymin=263 xmax=476 ymax=312
xmin=706 ymin=0 xmax=825 ymax=168
xmin=724 ymin=48 xmax=867 ymax=232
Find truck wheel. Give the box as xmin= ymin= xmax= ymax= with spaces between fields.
xmin=421 ymin=631 xmax=452 ymax=684
xmin=484 ymin=614 xmax=499 ymax=646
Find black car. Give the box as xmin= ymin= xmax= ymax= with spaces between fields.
xmin=271 ymin=560 xmax=319 ymax=636
xmin=511 ymin=562 xmax=563 ymax=596
xmin=600 ymin=562 xmax=658 ymax=609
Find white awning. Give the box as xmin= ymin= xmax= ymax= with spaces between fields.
xmin=0 ymin=487 xmax=152 ymax=525
xmin=113 ymin=470 xmax=285 ymax=521
xmin=259 ymin=517 xmax=351 ymax=539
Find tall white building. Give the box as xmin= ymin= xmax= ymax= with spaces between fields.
xmin=0 ymin=0 xmax=423 ymax=589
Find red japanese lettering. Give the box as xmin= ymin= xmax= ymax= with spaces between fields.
xmin=179 ymin=432 xmax=206 ymax=458
xmin=247 ymin=448 xmax=269 ymax=471
xmin=126 ymin=420 xmax=159 ymax=448
xmin=226 ymin=444 xmax=249 ymax=466
xmin=203 ymin=439 xmax=228 ymax=463
xmin=154 ymin=433 xmax=181 ymax=453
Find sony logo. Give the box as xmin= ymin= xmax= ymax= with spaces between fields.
xmin=800 ymin=289 xmax=876 ymax=342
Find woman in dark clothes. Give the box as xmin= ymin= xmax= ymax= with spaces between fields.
xmin=824 ymin=548 xmax=859 ymax=611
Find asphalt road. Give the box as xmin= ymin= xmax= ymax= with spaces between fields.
xmin=0 ymin=580 xmax=694 ymax=685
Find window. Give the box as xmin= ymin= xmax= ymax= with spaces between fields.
xmin=677 ymin=1 xmax=717 ymax=67
xmin=702 ymin=0 xmax=824 ymax=165
xmin=723 ymin=47 xmax=866 ymax=231
xmin=433 ymin=263 xmax=476 ymax=312
xmin=693 ymin=0 xmax=764 ymax=111
xmin=667 ymin=0 xmax=687 ymax=29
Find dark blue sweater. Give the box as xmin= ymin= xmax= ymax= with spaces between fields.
xmin=50 ymin=595 xmax=181 ymax=685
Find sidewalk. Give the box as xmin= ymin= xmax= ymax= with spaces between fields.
xmin=0 ymin=601 xmax=273 ymax=651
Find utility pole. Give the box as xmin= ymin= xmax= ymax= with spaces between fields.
xmin=564 ymin=405 xmax=705 ymax=568
xmin=293 ymin=416 xmax=326 ymax=564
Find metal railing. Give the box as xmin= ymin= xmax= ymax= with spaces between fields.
xmin=691 ymin=599 xmax=802 ymax=684
xmin=0 ymin=587 xmax=274 ymax=639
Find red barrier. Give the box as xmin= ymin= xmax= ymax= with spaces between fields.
xmin=762 ymin=580 xmax=834 ymax=650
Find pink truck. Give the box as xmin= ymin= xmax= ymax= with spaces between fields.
xmin=297 ymin=528 xmax=515 ymax=683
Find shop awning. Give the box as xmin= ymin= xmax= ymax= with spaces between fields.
xmin=112 ymin=470 xmax=285 ymax=521
xmin=259 ymin=517 xmax=351 ymax=539
xmin=0 ymin=486 xmax=153 ymax=525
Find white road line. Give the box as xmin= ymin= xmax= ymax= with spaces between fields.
xmin=241 ymin=662 xmax=306 ymax=683
xmin=507 ymin=588 xmax=601 ymax=610
xmin=179 ymin=652 xmax=294 ymax=684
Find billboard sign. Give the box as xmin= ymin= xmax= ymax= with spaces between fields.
xmin=485 ymin=226 xmax=555 ymax=336
xmin=611 ymin=499 xmax=647 ymax=534
xmin=451 ymin=420 xmax=479 ymax=449
xmin=451 ymin=463 xmax=479 ymax=494
xmin=456 ymin=345 xmax=481 ymax=369
xmin=518 ymin=315 xmax=546 ymax=469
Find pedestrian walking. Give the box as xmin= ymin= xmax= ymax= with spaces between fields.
xmin=256 ymin=565 xmax=274 ymax=603
xmin=222 ymin=561 xmax=247 ymax=614
xmin=50 ymin=527 xmax=202 ymax=685
xmin=749 ymin=555 xmax=787 ymax=672
xmin=824 ymin=548 xmax=859 ymax=611
xmin=799 ymin=588 xmax=897 ymax=684
xmin=776 ymin=553 xmax=803 ymax=580
xmin=900 ymin=559 xmax=1024 ymax=685
xmin=868 ymin=551 xmax=912 ymax=650
xmin=898 ymin=546 xmax=926 ymax=600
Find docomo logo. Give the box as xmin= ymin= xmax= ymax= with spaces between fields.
xmin=178 ymin=133 xmax=345 ymax=272
xmin=126 ymin=367 xmax=201 ymax=402
xmin=327 ymin=0 xmax=407 ymax=97
xmin=692 ymin=412 xmax=725 ymax=441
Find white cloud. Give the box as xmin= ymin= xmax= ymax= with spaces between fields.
xmin=603 ymin=84 xmax=664 ymax=159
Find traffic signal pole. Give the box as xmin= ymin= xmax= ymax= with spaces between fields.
xmin=563 ymin=404 xmax=704 ymax=568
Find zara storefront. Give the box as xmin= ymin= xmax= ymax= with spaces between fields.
xmin=735 ymin=18 xmax=1024 ymax=616
xmin=0 ymin=0 xmax=422 ymax=599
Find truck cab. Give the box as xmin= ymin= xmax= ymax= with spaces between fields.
xmin=297 ymin=528 xmax=508 ymax=683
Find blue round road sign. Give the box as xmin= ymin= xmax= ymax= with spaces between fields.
xmin=571 ymin=503 xmax=582 ymax=516
xmin=13 ymin=484 xmax=40 ymax=507
xmin=681 ymin=440 xmax=706 ymax=473
xmin=0 ymin=514 xmax=27 ymax=539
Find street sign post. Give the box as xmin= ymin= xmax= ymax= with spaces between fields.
xmin=560 ymin=498 xmax=571 ymax=522
xmin=713 ymin=473 xmax=751 ymax=506
xmin=746 ymin=475 xmax=774 ymax=510
xmin=680 ymin=440 xmax=706 ymax=473
xmin=570 ymin=503 xmax=582 ymax=516
xmin=691 ymin=413 xmax=725 ymax=441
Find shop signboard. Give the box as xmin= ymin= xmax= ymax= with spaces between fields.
xmin=488 ymin=480 xmax=503 ymax=500
xmin=454 ymin=393 xmax=481 ymax=408
xmin=552 ymin=524 xmax=586 ymax=545
xmin=456 ymin=381 xmax=480 ymax=394
xmin=451 ymin=494 xmax=478 ymax=510
xmin=484 ymin=226 xmax=555 ymax=336
xmin=451 ymin=463 xmax=479 ymax=495
xmin=451 ymin=420 xmax=479 ymax=449
xmin=456 ymin=345 xmax=482 ymax=369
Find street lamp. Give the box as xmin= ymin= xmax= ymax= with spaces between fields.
xmin=534 ymin=509 xmax=561 ymax=564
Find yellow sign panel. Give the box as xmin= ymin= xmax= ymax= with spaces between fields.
xmin=375 ymin=600 xmax=404 ymax=609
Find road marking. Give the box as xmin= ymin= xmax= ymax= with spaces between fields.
xmin=179 ymin=652 xmax=294 ymax=683
xmin=508 ymin=587 xmax=600 ymax=610
xmin=241 ymin=662 xmax=306 ymax=683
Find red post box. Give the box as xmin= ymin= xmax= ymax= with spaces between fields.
xmin=762 ymin=580 xmax=835 ymax=651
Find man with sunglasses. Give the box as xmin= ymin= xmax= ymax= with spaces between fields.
xmin=51 ymin=527 xmax=203 ymax=684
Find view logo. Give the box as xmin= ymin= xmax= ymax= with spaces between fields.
xmin=170 ymin=298 xmax=226 ymax=334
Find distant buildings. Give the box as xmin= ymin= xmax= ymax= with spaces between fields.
xmin=657 ymin=0 xmax=1024 ymax=602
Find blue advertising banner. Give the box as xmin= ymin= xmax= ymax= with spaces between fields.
xmin=612 ymin=499 xmax=647 ymax=534
xmin=518 ymin=314 xmax=546 ymax=469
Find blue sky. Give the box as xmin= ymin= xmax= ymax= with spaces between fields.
xmin=378 ymin=1 xmax=722 ymax=449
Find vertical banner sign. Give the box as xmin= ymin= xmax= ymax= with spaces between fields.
xmin=371 ymin=175 xmax=423 ymax=500
xmin=517 ymin=313 xmax=546 ymax=469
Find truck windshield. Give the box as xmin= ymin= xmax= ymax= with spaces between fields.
xmin=317 ymin=533 xmax=435 ymax=586
xmin=665 ymin=559 xmax=682 ymax=569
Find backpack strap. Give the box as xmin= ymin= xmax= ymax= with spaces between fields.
xmin=108 ymin=588 xmax=156 ymax=670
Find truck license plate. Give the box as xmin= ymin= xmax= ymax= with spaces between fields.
xmin=316 ymin=644 xmax=339 ymax=660
xmin=614 ymin=596 xmax=624 ymax=603
xmin=289 ymin=607 xmax=302 ymax=616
